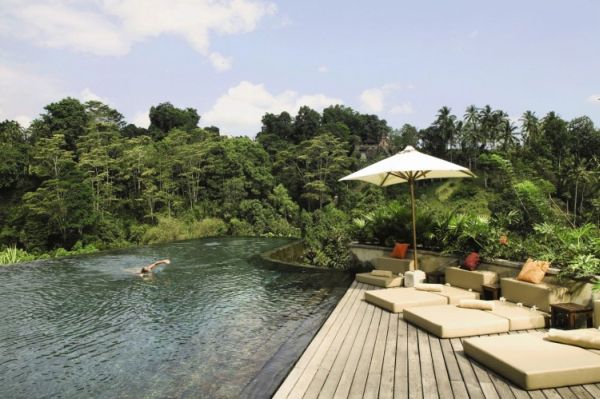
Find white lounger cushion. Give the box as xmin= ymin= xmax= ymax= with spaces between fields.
xmin=487 ymin=301 xmax=547 ymax=330
xmin=403 ymin=305 xmax=509 ymax=338
xmin=364 ymin=288 xmax=446 ymax=313
xmin=463 ymin=334 xmax=600 ymax=390
xmin=356 ymin=272 xmax=403 ymax=288
xmin=435 ymin=286 xmax=479 ymax=304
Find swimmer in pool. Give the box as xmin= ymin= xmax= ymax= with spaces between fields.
xmin=139 ymin=259 xmax=170 ymax=276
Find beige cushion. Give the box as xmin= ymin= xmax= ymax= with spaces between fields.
xmin=436 ymin=286 xmax=479 ymax=304
xmin=517 ymin=258 xmax=550 ymax=284
xmin=487 ymin=301 xmax=548 ymax=330
xmin=463 ymin=334 xmax=600 ymax=390
xmin=501 ymin=277 xmax=569 ymax=313
xmin=445 ymin=267 xmax=498 ymax=292
xmin=415 ymin=283 xmax=443 ymax=292
xmin=403 ymin=305 xmax=509 ymax=338
xmin=364 ymin=288 xmax=446 ymax=313
xmin=458 ymin=299 xmax=495 ymax=310
xmin=373 ymin=257 xmax=414 ymax=274
xmin=545 ymin=328 xmax=600 ymax=350
xmin=356 ymin=273 xmax=403 ymax=288
xmin=371 ymin=269 xmax=393 ymax=278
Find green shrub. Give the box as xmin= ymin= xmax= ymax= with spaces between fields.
xmin=303 ymin=206 xmax=352 ymax=270
xmin=188 ymin=218 xmax=227 ymax=238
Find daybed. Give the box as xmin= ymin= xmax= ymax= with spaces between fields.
xmin=364 ymin=266 xmax=488 ymax=313
xmin=403 ymin=300 xmax=548 ymax=338
xmin=463 ymin=333 xmax=600 ymax=390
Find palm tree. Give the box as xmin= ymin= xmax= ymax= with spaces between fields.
xmin=434 ymin=106 xmax=457 ymax=159
xmin=520 ymin=110 xmax=538 ymax=147
xmin=499 ymin=119 xmax=518 ymax=152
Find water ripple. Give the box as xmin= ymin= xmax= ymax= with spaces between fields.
xmin=0 ymin=237 xmax=351 ymax=399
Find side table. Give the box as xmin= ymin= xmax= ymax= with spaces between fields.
xmin=550 ymin=303 xmax=594 ymax=329
xmin=481 ymin=283 xmax=501 ymax=300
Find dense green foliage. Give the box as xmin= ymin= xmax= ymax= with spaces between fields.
xmin=1 ymin=99 xmax=599 ymax=279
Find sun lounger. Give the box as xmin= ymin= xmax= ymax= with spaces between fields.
xmin=364 ymin=285 xmax=479 ymax=313
xmin=355 ymin=272 xmax=404 ymax=288
xmin=463 ymin=333 xmax=600 ymax=390
xmin=487 ymin=300 xmax=548 ymax=330
xmin=403 ymin=300 xmax=548 ymax=338
xmin=364 ymin=288 xmax=447 ymax=313
xmin=403 ymin=304 xmax=509 ymax=338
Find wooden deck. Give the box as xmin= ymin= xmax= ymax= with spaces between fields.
xmin=273 ymin=281 xmax=600 ymax=399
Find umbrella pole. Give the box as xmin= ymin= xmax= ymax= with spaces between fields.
xmin=409 ymin=178 xmax=418 ymax=270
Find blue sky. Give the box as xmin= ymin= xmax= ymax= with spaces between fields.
xmin=1 ymin=0 xmax=599 ymax=135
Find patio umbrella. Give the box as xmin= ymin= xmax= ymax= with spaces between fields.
xmin=340 ymin=145 xmax=474 ymax=269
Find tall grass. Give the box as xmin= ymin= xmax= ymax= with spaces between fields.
xmin=0 ymin=246 xmax=36 ymax=266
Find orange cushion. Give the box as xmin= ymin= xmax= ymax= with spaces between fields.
xmin=462 ymin=252 xmax=480 ymax=271
xmin=516 ymin=258 xmax=550 ymax=284
xmin=391 ymin=243 xmax=409 ymax=259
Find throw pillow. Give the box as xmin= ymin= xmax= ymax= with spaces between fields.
xmin=457 ymin=299 xmax=495 ymax=310
xmin=390 ymin=243 xmax=409 ymax=259
xmin=517 ymin=258 xmax=550 ymax=284
xmin=371 ymin=270 xmax=393 ymax=278
xmin=462 ymin=252 xmax=480 ymax=271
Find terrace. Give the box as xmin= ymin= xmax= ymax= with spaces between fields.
xmin=274 ymin=281 xmax=600 ymax=399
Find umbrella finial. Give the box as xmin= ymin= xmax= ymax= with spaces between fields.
xmin=401 ymin=145 xmax=417 ymax=153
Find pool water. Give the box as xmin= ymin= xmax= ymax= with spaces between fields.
xmin=0 ymin=238 xmax=352 ymax=398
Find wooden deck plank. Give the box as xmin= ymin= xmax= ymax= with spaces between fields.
xmin=379 ymin=312 xmax=398 ymax=399
xmin=428 ymin=336 xmax=454 ymax=399
xmin=303 ymin=284 xmax=369 ymax=399
xmin=317 ymin=299 xmax=371 ymax=398
xmin=394 ymin=315 xmax=408 ymax=399
xmin=277 ymin=282 xmax=364 ymax=399
xmin=363 ymin=310 xmax=390 ymax=399
xmin=331 ymin=304 xmax=376 ymax=399
xmin=274 ymin=282 xmax=360 ymax=399
xmin=347 ymin=307 xmax=383 ymax=398
xmin=417 ymin=328 xmax=438 ymax=399
xmin=406 ymin=324 xmax=422 ymax=399
xmin=450 ymin=338 xmax=485 ymax=399
xmin=274 ymin=282 xmax=598 ymax=399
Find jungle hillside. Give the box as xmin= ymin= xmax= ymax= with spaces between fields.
xmin=0 ymin=99 xmax=599 ymax=278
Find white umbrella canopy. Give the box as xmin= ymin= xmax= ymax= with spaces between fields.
xmin=340 ymin=145 xmax=475 ymax=269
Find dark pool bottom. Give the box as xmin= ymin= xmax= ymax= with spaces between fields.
xmin=0 ymin=238 xmax=352 ymax=399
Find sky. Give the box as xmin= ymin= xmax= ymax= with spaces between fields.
xmin=1 ymin=0 xmax=599 ymax=136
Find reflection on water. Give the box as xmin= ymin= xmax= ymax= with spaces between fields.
xmin=0 ymin=238 xmax=352 ymax=398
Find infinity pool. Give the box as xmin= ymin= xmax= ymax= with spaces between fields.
xmin=0 ymin=238 xmax=352 ymax=398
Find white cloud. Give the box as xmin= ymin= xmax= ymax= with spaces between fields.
xmin=0 ymin=63 xmax=64 ymax=124
xmin=0 ymin=0 xmax=275 ymax=71
xmin=587 ymin=94 xmax=600 ymax=103
xmin=359 ymin=82 xmax=411 ymax=114
xmin=209 ymin=52 xmax=232 ymax=72
xmin=203 ymin=81 xmax=343 ymax=136
xmin=131 ymin=111 xmax=150 ymax=128
xmin=389 ymin=102 xmax=414 ymax=115
xmin=318 ymin=65 xmax=329 ymax=73
xmin=14 ymin=115 xmax=33 ymax=128
xmin=359 ymin=88 xmax=385 ymax=113
xmin=79 ymin=88 xmax=110 ymax=103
